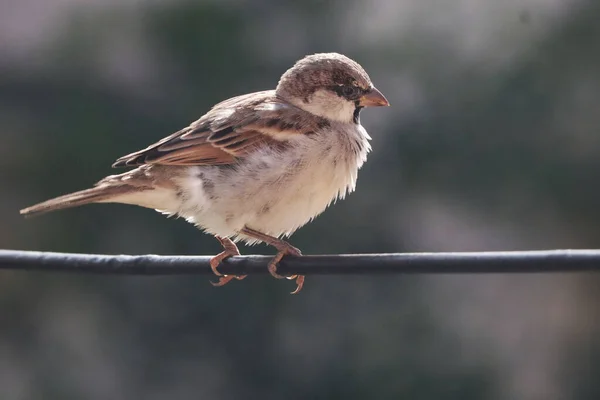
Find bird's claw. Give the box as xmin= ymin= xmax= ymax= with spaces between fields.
xmin=209 ymin=236 xmax=245 ymax=287
xmin=267 ymin=244 xmax=305 ymax=294
xmin=210 ymin=274 xmax=247 ymax=287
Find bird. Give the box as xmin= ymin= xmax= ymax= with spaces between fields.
xmin=20 ymin=52 xmax=389 ymax=294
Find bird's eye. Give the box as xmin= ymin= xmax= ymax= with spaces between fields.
xmin=341 ymin=85 xmax=359 ymax=98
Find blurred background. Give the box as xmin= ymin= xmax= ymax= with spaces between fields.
xmin=1 ymin=0 xmax=600 ymax=399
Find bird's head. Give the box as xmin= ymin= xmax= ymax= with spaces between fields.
xmin=276 ymin=52 xmax=389 ymax=124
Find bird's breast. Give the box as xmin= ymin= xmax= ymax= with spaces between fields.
xmin=175 ymin=123 xmax=371 ymax=239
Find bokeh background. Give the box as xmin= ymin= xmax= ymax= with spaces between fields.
xmin=2 ymin=0 xmax=600 ymax=399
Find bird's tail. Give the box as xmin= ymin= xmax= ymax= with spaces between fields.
xmin=20 ymin=184 xmax=138 ymax=217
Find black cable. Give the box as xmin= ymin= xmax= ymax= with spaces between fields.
xmin=1 ymin=249 xmax=599 ymax=276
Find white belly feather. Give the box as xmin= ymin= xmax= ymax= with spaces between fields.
xmin=170 ymin=122 xmax=370 ymax=242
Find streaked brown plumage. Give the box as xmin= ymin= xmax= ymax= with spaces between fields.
xmin=21 ymin=52 xmax=389 ymax=294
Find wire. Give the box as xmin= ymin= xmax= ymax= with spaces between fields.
xmin=1 ymin=249 xmax=599 ymax=276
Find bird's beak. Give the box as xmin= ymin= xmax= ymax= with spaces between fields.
xmin=359 ymin=87 xmax=390 ymax=107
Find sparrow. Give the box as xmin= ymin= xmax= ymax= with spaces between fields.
xmin=20 ymin=52 xmax=389 ymax=294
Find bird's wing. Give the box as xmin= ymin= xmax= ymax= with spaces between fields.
xmin=112 ymin=90 xmax=330 ymax=168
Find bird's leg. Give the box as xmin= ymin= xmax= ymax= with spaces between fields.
xmin=210 ymin=236 xmax=246 ymax=287
xmin=240 ymin=226 xmax=305 ymax=294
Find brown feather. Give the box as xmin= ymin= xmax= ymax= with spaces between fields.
xmin=19 ymin=185 xmax=143 ymax=217
xmin=112 ymin=91 xmax=330 ymax=168
xmin=20 ymin=165 xmax=180 ymax=217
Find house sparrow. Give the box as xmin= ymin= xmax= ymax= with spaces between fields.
xmin=20 ymin=52 xmax=389 ymax=294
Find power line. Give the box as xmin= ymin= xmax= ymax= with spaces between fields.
xmin=1 ymin=249 xmax=599 ymax=276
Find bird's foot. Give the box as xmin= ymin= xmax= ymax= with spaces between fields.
xmin=268 ymin=245 xmax=304 ymax=294
xmin=210 ymin=236 xmax=246 ymax=287
xmin=241 ymin=227 xmax=305 ymax=294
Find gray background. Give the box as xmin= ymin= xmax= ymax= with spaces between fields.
xmin=1 ymin=0 xmax=599 ymax=399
